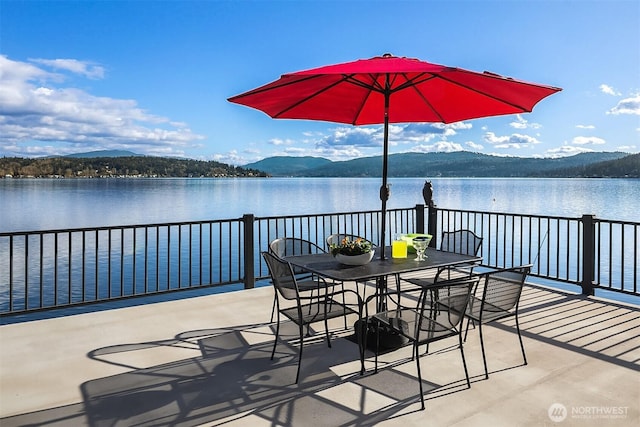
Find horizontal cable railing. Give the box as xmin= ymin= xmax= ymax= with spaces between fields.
xmin=1 ymin=205 xmax=637 ymax=315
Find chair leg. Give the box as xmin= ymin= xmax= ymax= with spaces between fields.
xmin=295 ymin=322 xmax=304 ymax=383
xmin=374 ymin=319 xmax=380 ymax=374
xmin=355 ymin=317 xmax=367 ymax=375
xmin=324 ymin=309 xmax=332 ymax=349
xmin=270 ymin=294 xmax=277 ymax=323
xmin=360 ymin=281 xmax=367 ymax=307
xmin=340 ymin=282 xmax=348 ymax=329
xmin=459 ymin=335 xmax=471 ymax=389
xmin=415 ymin=343 xmax=426 ymax=410
xmin=271 ymin=311 xmax=280 ymax=360
xmin=478 ymin=322 xmax=489 ymax=379
xmin=515 ymin=314 xmax=527 ymax=365
xmin=463 ymin=316 xmax=475 ymax=342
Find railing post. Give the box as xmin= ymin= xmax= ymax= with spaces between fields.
xmin=242 ymin=214 xmax=255 ymax=289
xmin=427 ymin=205 xmax=438 ymax=248
xmin=415 ymin=204 xmax=425 ymax=233
xmin=581 ymin=214 xmax=596 ymax=296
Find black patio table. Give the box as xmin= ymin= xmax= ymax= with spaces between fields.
xmin=284 ymin=246 xmax=482 ymax=309
xmin=284 ymin=247 xmax=482 ymax=374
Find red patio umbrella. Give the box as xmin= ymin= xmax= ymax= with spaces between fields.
xmin=228 ymin=54 xmax=561 ymax=257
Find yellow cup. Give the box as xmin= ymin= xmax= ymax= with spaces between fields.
xmin=391 ymin=239 xmax=408 ymax=258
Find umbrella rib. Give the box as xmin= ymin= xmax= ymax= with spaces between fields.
xmin=395 ymin=73 xmax=448 ymax=122
xmin=267 ymin=73 xmax=389 ymax=119
xmin=230 ymin=74 xmax=356 ymax=119
xmin=389 ymin=73 xmax=435 ymax=93
xmin=433 ymin=72 xmax=538 ymax=112
xmin=345 ymin=73 xmax=444 ymax=124
xmin=269 ymin=75 xmax=352 ymax=118
xmin=342 ymin=74 xmax=388 ymax=125
xmin=343 ymin=74 xmax=385 ymax=92
xmin=229 ymin=74 xmax=321 ymax=99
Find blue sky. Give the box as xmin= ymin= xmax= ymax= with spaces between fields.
xmin=1 ymin=0 xmax=638 ymax=165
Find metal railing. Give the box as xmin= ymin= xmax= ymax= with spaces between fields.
xmin=0 ymin=219 xmax=245 ymax=313
xmin=1 ymin=205 xmax=637 ymax=315
xmin=430 ymin=208 xmax=639 ymax=297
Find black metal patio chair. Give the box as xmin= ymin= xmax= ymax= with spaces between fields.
xmin=464 ymin=265 xmax=532 ymax=379
xmin=268 ymin=237 xmax=329 ymax=322
xmin=435 ymin=229 xmax=484 ymax=279
xmin=262 ymin=251 xmax=361 ymax=383
xmin=371 ymin=276 xmax=478 ymax=410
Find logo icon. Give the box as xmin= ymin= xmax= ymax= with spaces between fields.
xmin=548 ymin=403 xmax=567 ymax=422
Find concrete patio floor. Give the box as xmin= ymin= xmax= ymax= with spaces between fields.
xmin=1 ymin=280 xmax=638 ymax=426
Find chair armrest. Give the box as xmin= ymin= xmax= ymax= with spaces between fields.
xmin=470 ymin=264 xmax=533 ymax=278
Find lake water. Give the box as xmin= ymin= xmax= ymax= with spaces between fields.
xmin=1 ymin=177 xmax=638 ymax=232
xmin=1 ymin=177 xmax=639 ymax=311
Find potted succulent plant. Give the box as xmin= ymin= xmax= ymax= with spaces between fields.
xmin=329 ymin=237 xmax=374 ymax=265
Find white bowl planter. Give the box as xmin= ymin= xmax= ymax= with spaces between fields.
xmin=335 ymin=251 xmax=375 ymax=266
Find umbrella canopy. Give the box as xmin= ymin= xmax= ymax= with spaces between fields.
xmin=228 ymin=54 xmax=561 ymax=256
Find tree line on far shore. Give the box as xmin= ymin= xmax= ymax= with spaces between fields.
xmin=0 ymin=156 xmax=269 ymax=178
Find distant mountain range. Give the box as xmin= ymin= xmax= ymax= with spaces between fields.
xmin=4 ymin=150 xmax=636 ymax=179
xmin=61 ymin=150 xmax=143 ymax=158
xmin=247 ymin=156 xmax=332 ymax=175
xmin=246 ymin=152 xmax=638 ymax=178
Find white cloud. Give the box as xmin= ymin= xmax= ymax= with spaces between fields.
xmin=545 ymin=145 xmax=594 ymax=158
xmin=410 ymin=140 xmax=463 ymax=153
xmin=212 ymin=150 xmax=243 ymax=165
xmin=268 ymin=138 xmax=295 ymax=146
xmin=599 ymin=84 xmax=621 ymax=96
xmin=307 ymin=145 xmax=367 ymax=161
xmin=607 ymin=94 xmax=640 ymax=115
xmin=30 ymin=58 xmax=105 ymax=79
xmin=616 ymin=145 xmax=637 ymax=152
xmin=509 ymin=114 xmax=541 ymax=130
xmin=317 ymin=122 xmax=474 ymax=151
xmin=0 ymin=55 xmax=205 ymax=157
xmin=466 ymin=141 xmax=484 ymax=151
xmin=576 ymin=124 xmax=595 ymax=129
xmin=483 ymin=132 xmax=541 ymax=149
xmin=233 ymin=120 xmax=477 ymax=163
xmin=319 ymin=126 xmax=381 ymax=148
xmin=571 ymin=136 xmax=606 ymax=145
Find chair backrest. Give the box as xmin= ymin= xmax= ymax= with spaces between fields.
xmin=440 ymin=229 xmax=483 ymax=256
xmin=326 ymin=233 xmax=375 ymax=251
xmin=262 ymin=251 xmax=300 ymax=302
xmin=479 ymin=265 xmax=531 ymax=315
xmin=419 ymin=277 xmax=478 ymax=333
xmin=269 ymin=237 xmax=326 ymax=258
xmin=269 ymin=238 xmax=325 ymax=277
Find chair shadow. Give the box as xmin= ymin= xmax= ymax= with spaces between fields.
xmin=503 ymin=285 xmax=640 ymax=371
xmin=1 ymin=321 xmax=475 ymax=426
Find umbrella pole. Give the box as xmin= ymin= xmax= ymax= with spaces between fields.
xmin=379 ymin=84 xmax=391 ymax=261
